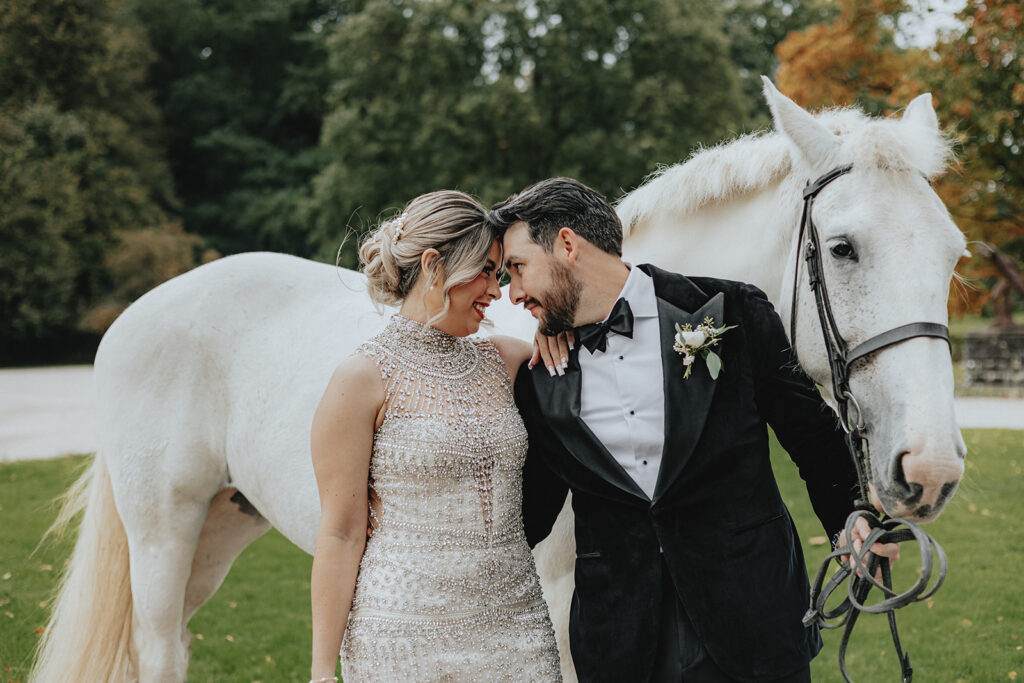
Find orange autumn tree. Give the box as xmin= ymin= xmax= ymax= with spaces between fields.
xmin=774 ymin=0 xmax=926 ymax=113
xmin=928 ymin=0 xmax=1024 ymax=316
xmin=773 ymin=0 xmax=1024 ymax=316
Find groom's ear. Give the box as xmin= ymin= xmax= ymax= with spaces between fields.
xmin=555 ymin=227 xmax=581 ymax=265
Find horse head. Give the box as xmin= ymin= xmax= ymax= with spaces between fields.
xmin=764 ymin=78 xmax=966 ymax=523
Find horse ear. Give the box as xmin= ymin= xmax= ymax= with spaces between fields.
xmin=761 ymin=76 xmax=838 ymax=165
xmin=901 ymin=93 xmax=939 ymax=133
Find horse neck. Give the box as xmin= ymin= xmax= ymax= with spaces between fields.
xmin=622 ymin=174 xmax=804 ymax=305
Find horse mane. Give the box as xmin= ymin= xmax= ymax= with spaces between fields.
xmin=617 ymin=106 xmax=954 ymax=236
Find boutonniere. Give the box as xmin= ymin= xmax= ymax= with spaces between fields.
xmin=673 ymin=317 xmax=737 ymax=380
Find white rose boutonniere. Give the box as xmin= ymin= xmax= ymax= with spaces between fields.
xmin=673 ymin=316 xmax=737 ymax=380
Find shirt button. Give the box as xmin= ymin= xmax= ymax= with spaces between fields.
xmin=618 ymin=355 xmax=624 ymax=360
xmin=629 ymin=410 xmax=635 ymax=415
xmin=642 ymin=460 xmax=648 ymax=466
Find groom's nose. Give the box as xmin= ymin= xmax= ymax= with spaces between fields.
xmin=508 ymin=278 xmax=525 ymax=305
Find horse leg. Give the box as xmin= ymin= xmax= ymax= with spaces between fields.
xmin=118 ymin=470 xmax=220 ymax=682
xmin=182 ymin=487 xmax=270 ymax=639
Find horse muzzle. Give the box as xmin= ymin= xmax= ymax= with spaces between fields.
xmin=874 ymin=440 xmax=965 ymax=522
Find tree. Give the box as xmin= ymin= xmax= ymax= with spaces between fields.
xmin=0 ymin=0 xmax=198 ymax=361
xmin=79 ymin=222 xmax=212 ymax=332
xmin=310 ymin=0 xmax=749 ymax=265
xmin=129 ymin=0 xmax=339 ymax=256
xmin=721 ymin=0 xmax=838 ymax=126
xmin=927 ymin=0 xmax=1023 ymax=315
xmin=773 ymin=0 xmax=925 ymax=114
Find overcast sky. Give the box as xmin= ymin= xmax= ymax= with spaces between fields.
xmin=896 ymin=0 xmax=968 ymax=48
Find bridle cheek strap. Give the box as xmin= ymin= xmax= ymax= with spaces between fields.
xmin=791 ymin=164 xmax=952 ymax=683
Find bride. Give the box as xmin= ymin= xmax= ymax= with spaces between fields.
xmin=308 ymin=190 xmax=562 ymax=682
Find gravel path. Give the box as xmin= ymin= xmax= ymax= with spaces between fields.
xmin=2 ymin=365 xmax=1022 ymax=463
xmin=0 ymin=366 xmax=97 ymax=463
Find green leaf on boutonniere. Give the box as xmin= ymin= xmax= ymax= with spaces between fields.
xmin=705 ymin=350 xmax=722 ymax=379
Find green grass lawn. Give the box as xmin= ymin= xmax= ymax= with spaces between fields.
xmin=775 ymin=429 xmax=1024 ymax=683
xmin=2 ymin=430 xmax=1022 ymax=682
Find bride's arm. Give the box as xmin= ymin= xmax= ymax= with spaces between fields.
xmin=309 ymin=355 xmax=383 ymax=682
xmin=490 ymin=335 xmax=533 ymax=384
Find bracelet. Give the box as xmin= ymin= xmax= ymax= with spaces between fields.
xmin=310 ymin=677 xmax=338 ymax=683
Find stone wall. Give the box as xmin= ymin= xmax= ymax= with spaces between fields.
xmin=964 ymin=327 xmax=1024 ymax=385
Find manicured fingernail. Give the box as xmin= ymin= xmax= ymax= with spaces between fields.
xmin=547 ymin=365 xmax=555 ymax=377
xmin=555 ymin=364 xmax=564 ymax=376
xmin=568 ymin=341 xmax=575 ymax=350
xmin=561 ymin=357 xmax=568 ymax=369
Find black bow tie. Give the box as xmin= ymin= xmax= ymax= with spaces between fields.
xmin=577 ymin=298 xmax=634 ymax=354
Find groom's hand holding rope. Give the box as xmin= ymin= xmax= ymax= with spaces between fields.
xmin=835 ymin=513 xmax=900 ymax=579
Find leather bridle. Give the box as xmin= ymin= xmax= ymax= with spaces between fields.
xmin=790 ymin=164 xmax=949 ymax=683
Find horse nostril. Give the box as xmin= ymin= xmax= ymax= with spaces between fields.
xmin=892 ymin=451 xmax=911 ymax=493
xmin=892 ymin=451 xmax=925 ymax=505
xmin=936 ymin=480 xmax=959 ymax=509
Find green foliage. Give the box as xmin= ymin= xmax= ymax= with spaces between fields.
xmin=129 ymin=0 xmax=338 ymax=257
xmin=773 ymin=429 xmax=1024 ymax=682
xmin=79 ymin=222 xmax=209 ymax=332
xmin=310 ymin=0 xmax=750 ymax=265
xmin=720 ymin=0 xmax=839 ymax=126
xmin=0 ymin=106 xmax=85 ymax=349
xmin=0 ymin=0 xmax=191 ymax=361
xmin=0 ymin=0 xmax=865 ymax=360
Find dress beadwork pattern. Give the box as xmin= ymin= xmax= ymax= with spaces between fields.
xmin=341 ymin=315 xmax=562 ymax=682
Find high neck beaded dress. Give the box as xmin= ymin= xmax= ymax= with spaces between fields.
xmin=341 ymin=314 xmax=561 ymax=682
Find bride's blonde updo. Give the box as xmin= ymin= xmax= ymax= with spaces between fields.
xmin=359 ymin=190 xmax=495 ymax=321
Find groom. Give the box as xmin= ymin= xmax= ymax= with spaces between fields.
xmin=490 ymin=177 xmax=868 ymax=682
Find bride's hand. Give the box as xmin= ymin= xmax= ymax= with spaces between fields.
xmin=529 ymin=330 xmax=574 ymax=376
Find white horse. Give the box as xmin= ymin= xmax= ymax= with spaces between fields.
xmin=31 ymin=80 xmax=966 ymax=682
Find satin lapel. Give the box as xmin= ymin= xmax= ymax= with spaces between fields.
xmin=530 ymin=347 xmax=649 ymax=502
xmin=652 ymin=291 xmax=725 ymax=503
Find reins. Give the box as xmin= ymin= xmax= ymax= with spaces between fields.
xmin=790 ymin=165 xmax=950 ymax=683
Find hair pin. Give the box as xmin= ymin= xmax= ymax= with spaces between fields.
xmin=388 ymin=212 xmax=409 ymax=243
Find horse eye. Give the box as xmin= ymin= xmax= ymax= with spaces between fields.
xmin=830 ymin=240 xmax=856 ymax=260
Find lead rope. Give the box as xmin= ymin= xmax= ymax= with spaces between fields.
xmin=792 ymin=165 xmax=949 ymax=682
xmin=803 ymin=510 xmax=947 ymax=683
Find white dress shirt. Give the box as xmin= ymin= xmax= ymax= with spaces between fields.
xmin=578 ymin=266 xmax=665 ymax=499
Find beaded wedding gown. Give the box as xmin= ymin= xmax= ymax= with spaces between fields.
xmin=340 ymin=315 xmax=561 ymax=682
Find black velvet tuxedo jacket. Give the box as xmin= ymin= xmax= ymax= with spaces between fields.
xmin=515 ymin=264 xmax=860 ymax=682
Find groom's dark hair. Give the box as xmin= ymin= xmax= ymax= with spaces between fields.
xmin=487 ymin=177 xmax=623 ymax=256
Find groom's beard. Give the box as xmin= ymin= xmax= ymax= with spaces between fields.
xmin=537 ymin=261 xmax=582 ymax=336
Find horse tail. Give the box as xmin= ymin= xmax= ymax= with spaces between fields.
xmin=29 ymin=453 xmax=134 ymax=682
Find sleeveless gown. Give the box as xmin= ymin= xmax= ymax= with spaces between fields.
xmin=340 ymin=314 xmax=561 ymax=682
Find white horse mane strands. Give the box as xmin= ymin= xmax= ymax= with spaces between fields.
xmin=618 ymin=103 xmax=954 ymax=239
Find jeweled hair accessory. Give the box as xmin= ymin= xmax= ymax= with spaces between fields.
xmin=386 ymin=212 xmax=409 ymax=243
